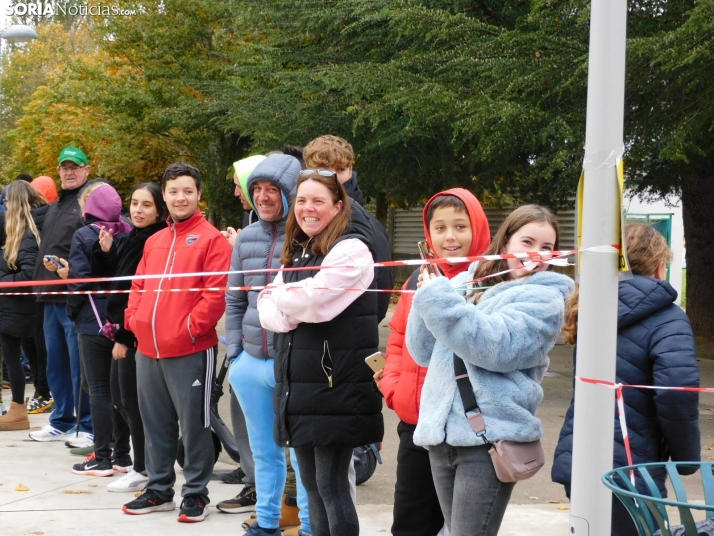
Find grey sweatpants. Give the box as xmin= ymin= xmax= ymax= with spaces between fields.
xmin=136 ymin=347 xmax=216 ymax=501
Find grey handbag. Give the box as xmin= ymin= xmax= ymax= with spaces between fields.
xmin=454 ymin=354 xmax=544 ymax=482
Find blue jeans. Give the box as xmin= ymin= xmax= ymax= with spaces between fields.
xmin=429 ymin=443 xmax=515 ymax=536
xmin=230 ymin=351 xmax=311 ymax=532
xmin=44 ymin=303 xmax=91 ymax=433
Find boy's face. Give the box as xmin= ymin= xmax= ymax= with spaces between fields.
xmin=325 ymin=165 xmax=352 ymax=185
xmin=428 ymin=206 xmax=473 ymax=263
xmin=163 ymin=175 xmax=201 ymax=222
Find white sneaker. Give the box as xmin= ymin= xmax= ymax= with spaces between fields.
xmin=65 ymin=432 xmax=94 ymax=448
xmin=29 ymin=425 xmax=74 ymax=442
xmin=107 ymin=469 xmax=149 ymax=493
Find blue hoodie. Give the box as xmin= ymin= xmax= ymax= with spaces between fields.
xmin=406 ymin=265 xmax=574 ymax=447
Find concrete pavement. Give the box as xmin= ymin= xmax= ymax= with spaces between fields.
xmin=0 ymin=409 xmax=569 ymax=535
xmin=3 ymin=304 xmax=713 ymax=534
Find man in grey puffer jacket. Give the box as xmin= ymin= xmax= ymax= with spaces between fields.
xmin=219 ymin=154 xmax=311 ymax=536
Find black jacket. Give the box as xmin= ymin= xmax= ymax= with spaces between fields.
xmin=273 ymin=206 xmax=385 ymax=448
xmin=0 ymin=206 xmax=47 ymax=336
xmin=33 ymin=187 xmax=85 ymax=303
xmin=91 ymin=221 xmax=167 ymax=347
xmin=344 ymin=171 xmax=394 ymax=322
xmin=552 ymin=275 xmax=700 ymax=493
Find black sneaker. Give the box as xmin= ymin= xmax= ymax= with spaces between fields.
xmin=123 ymin=489 xmax=176 ymax=515
xmin=220 ymin=466 xmax=246 ymax=484
xmin=178 ymin=494 xmax=209 ymax=523
xmin=111 ymin=453 xmax=133 ymax=473
xmin=217 ymin=485 xmax=257 ymax=514
xmin=72 ymin=454 xmax=114 ymax=477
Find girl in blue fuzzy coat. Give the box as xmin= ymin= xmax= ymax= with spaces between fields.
xmin=406 ymin=205 xmax=574 ymax=536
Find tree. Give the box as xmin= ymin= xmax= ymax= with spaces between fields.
xmin=625 ymin=0 xmax=714 ymax=336
xmin=214 ymin=0 xmax=714 ymax=335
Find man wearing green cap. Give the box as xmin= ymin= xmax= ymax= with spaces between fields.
xmin=30 ymin=146 xmax=93 ymax=442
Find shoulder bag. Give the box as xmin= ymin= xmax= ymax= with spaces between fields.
xmin=454 ymin=353 xmax=544 ymax=482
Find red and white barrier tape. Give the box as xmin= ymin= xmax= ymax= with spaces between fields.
xmin=0 ymin=245 xmax=615 ymax=296
xmin=576 ymin=376 xmax=714 ymax=394
xmin=0 ymin=244 xmax=615 ymax=292
xmin=615 ymin=386 xmax=635 ymax=484
xmin=576 ymin=376 xmax=704 ymax=483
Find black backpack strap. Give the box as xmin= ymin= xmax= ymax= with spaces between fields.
xmin=454 ymin=353 xmax=487 ymax=436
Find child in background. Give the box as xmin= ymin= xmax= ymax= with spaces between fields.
xmin=552 ymin=223 xmax=700 ymax=536
xmin=375 ymin=188 xmax=491 ymax=536
xmin=406 ymin=205 xmax=574 ymax=536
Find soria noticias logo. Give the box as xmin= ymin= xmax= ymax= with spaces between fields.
xmin=5 ymin=1 xmax=137 ymax=17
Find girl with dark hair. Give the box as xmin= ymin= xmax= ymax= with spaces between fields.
xmin=0 ymin=181 xmax=48 ymax=430
xmin=91 ymin=182 xmax=167 ymax=492
xmin=406 ymin=205 xmax=574 ymax=536
xmin=257 ymin=171 xmax=384 ymax=536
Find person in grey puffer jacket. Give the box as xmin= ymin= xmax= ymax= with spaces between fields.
xmin=223 ymin=154 xmax=312 ymax=536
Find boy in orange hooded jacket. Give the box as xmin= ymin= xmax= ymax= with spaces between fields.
xmin=377 ymin=188 xmax=490 ymax=536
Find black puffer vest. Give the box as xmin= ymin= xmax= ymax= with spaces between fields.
xmin=273 ymin=215 xmax=385 ymax=448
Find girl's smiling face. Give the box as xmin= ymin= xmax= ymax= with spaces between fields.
xmin=503 ymin=221 xmax=556 ymax=278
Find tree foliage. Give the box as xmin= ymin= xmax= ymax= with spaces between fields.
xmin=2 ymin=0 xmax=714 ymax=333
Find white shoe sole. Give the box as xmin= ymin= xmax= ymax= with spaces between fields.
xmin=30 ymin=433 xmax=70 ymax=442
xmin=123 ymin=501 xmax=176 ymax=515
xmin=107 ymin=480 xmax=149 ymax=493
xmin=216 ymin=503 xmax=256 ymax=514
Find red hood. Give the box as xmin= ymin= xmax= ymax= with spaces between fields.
xmin=422 ymin=188 xmax=490 ymax=279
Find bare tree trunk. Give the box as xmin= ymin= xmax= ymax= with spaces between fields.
xmin=681 ymin=173 xmax=714 ymax=337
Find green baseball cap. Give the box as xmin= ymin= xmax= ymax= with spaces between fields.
xmin=232 ymin=155 xmax=266 ymax=212
xmin=58 ymin=146 xmax=88 ymax=166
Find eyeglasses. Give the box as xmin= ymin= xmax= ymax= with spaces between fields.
xmin=300 ymin=169 xmax=338 ymax=179
xmin=59 ymin=165 xmax=87 ymax=172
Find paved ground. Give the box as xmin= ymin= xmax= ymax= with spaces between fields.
xmin=2 ymin=305 xmax=713 ymax=534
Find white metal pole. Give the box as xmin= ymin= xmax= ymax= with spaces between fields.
xmin=569 ymin=0 xmax=628 ymax=534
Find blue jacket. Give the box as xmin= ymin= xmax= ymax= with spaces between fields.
xmin=406 ymin=266 xmax=574 ymax=447
xmin=552 ymin=275 xmax=700 ymax=487
xmin=225 ymin=154 xmax=300 ymax=359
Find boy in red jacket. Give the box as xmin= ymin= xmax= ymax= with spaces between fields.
xmin=376 ymin=188 xmax=490 ymax=536
xmin=122 ymin=163 xmax=232 ymax=523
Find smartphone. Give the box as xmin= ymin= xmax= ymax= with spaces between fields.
xmin=364 ymin=352 xmax=386 ymax=373
xmin=417 ymin=241 xmax=441 ymax=276
xmin=44 ymin=255 xmax=63 ymax=268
